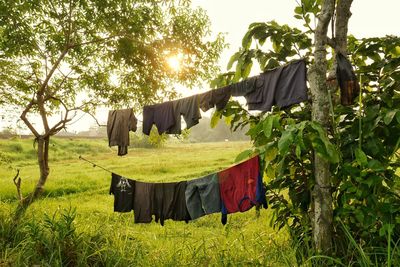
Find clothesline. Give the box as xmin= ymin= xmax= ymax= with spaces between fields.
xmin=107 ymin=59 xmax=308 ymax=156
xmin=79 ymin=155 xmax=114 ymax=174
xmin=80 ymin=153 xmax=267 ymax=226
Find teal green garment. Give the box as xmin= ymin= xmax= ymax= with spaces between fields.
xmin=185 ymin=173 xmax=221 ymax=220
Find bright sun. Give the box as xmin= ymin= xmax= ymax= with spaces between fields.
xmin=167 ymin=53 xmax=183 ymax=71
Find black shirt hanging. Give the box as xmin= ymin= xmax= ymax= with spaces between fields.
xmin=336 ymin=52 xmax=360 ymax=106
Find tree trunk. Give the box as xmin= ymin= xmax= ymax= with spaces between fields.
xmin=309 ymin=0 xmax=335 ymax=254
xmin=14 ymin=136 xmax=50 ymax=221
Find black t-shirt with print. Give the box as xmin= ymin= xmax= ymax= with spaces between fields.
xmin=109 ymin=173 xmax=135 ymax=212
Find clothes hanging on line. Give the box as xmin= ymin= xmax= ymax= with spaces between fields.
xmin=243 ymin=59 xmax=308 ymax=111
xmin=198 ymin=86 xmax=232 ymax=112
xmin=109 ymin=60 xmax=309 ymax=151
xmin=336 ymin=52 xmax=360 ymax=106
xmin=109 ymin=173 xmax=135 ymax=212
xmin=167 ymin=95 xmax=202 ymax=134
xmin=230 ymin=75 xmax=258 ymax=97
xmin=108 ymin=155 xmax=267 ymax=225
xmin=199 ymin=59 xmax=307 ymax=112
xmin=133 ymin=181 xmax=155 ymax=223
xmin=107 ymin=108 xmax=137 ymax=156
xmin=185 ymin=173 xmax=221 ymax=220
xmin=218 ymin=155 xmax=267 ymax=225
xmin=153 ymin=181 xmax=191 ymax=225
xmin=111 ymin=178 xmax=191 ymax=226
xmin=142 ymin=102 xmax=176 ymax=135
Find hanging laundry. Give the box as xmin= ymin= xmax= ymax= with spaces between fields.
xmin=230 ymin=75 xmax=259 ymax=97
xmin=167 ymin=95 xmax=202 ymax=134
xmin=109 ymin=173 xmax=135 ymax=212
xmin=153 ymin=182 xmax=191 ymax=226
xmin=336 ymin=52 xmax=360 ymax=106
xmin=133 ymin=181 xmax=155 ymax=223
xmin=107 ymin=108 xmax=137 ymax=156
xmin=142 ymin=102 xmax=175 ymax=135
xmin=185 ymin=173 xmax=221 ymax=220
xmin=131 ymin=180 xmax=190 ymax=225
xmin=199 ymin=86 xmax=231 ymax=112
xmin=218 ymin=156 xmax=267 ymax=225
xmin=244 ymin=59 xmax=308 ymax=111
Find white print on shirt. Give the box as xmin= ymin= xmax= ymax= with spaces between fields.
xmin=116 ymin=177 xmax=132 ymax=192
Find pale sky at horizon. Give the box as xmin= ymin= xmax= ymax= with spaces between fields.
xmin=1 ymin=0 xmax=399 ymax=133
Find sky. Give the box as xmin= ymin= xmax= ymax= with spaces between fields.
xmin=1 ymin=0 xmax=400 ymax=133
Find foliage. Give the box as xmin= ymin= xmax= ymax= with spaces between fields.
xmin=146 ymin=127 xmax=169 ymax=148
xmin=0 ymin=0 xmax=224 ymax=110
xmin=211 ymin=1 xmax=400 ymax=264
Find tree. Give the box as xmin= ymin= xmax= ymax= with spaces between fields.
xmin=0 ymin=0 xmax=224 ymax=217
xmin=211 ymin=0 xmax=400 ymax=263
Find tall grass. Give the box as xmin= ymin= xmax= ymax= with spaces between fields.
xmin=0 ymin=139 xmax=298 ymax=266
xmin=1 ymin=138 xmax=398 ymax=266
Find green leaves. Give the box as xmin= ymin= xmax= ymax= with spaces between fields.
xmin=235 ymin=149 xmax=255 ymax=162
xmin=383 ymin=109 xmax=398 ymax=125
xmin=210 ymin=110 xmax=222 ymax=128
xmin=278 ymin=130 xmax=295 ymax=155
xmin=229 ymin=21 xmax=312 ymax=80
xmin=263 ymin=114 xmax=280 ymax=138
xmin=355 ymin=148 xmax=368 ymax=166
xmin=309 ymin=122 xmax=340 ymax=163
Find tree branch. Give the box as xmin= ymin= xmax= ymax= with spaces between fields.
xmin=39 ymin=48 xmax=69 ymax=95
xmin=326 ymin=37 xmax=336 ymax=48
xmin=37 ymin=94 xmax=50 ymax=132
xmin=12 ymin=169 xmax=23 ymax=202
xmin=85 ymin=111 xmax=107 ymax=127
xmin=20 ymin=98 xmax=40 ymax=137
xmin=335 ymin=0 xmax=353 ymax=54
xmin=68 ymin=35 xmax=122 ymax=49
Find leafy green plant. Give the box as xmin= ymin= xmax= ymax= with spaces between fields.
xmin=211 ymin=2 xmax=400 ymax=265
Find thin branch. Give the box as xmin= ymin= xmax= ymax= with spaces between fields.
xmin=86 ymin=111 xmax=107 ymax=127
xmin=37 ymin=93 xmax=50 ymax=132
xmin=65 ymin=0 xmax=74 ymax=47
xmin=20 ymin=98 xmax=40 ymax=137
xmin=12 ymin=169 xmax=23 ymax=202
xmin=39 ymin=48 xmax=69 ymax=95
xmin=68 ymin=34 xmax=122 ymax=49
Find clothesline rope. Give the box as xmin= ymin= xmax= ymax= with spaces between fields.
xmin=79 ymin=155 xmax=114 ymax=174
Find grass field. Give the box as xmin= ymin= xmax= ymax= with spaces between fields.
xmin=0 ymin=138 xmax=296 ymax=266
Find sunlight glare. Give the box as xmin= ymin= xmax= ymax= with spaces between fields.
xmin=167 ymin=53 xmax=183 ymax=71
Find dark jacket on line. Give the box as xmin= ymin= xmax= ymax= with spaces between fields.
xmin=107 ymin=109 xmax=137 ymax=156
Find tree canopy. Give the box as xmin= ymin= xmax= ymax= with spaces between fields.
xmin=0 ymin=0 xmax=224 ymax=214
xmin=0 ymin=0 xmax=224 ymax=132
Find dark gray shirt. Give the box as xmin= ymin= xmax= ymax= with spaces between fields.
xmin=199 ymin=86 xmax=231 ymax=112
xmin=185 ymin=173 xmax=221 ymax=220
xmin=168 ymin=95 xmax=202 ymax=134
xmin=245 ymin=59 xmax=308 ymax=111
xmin=107 ymin=108 xmax=137 ymax=156
xmin=142 ymin=102 xmax=175 ymax=135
